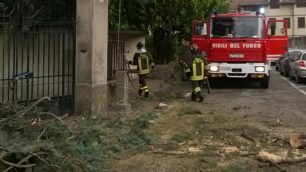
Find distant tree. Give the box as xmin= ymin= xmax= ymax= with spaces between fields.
xmin=108 ymin=0 xmax=230 ymax=64
xmin=0 ymin=0 xmax=75 ymax=21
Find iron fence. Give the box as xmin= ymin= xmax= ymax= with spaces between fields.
xmin=107 ymin=40 xmax=126 ymax=80
xmin=0 ymin=0 xmax=76 ymax=113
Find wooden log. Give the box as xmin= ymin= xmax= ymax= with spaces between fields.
xmin=257 ymin=150 xmax=306 ymax=165
xmin=289 ymin=132 xmax=306 ymax=149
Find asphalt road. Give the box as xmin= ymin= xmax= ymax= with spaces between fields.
xmin=205 ymin=68 xmax=306 ymax=125
xmin=145 ymin=67 xmax=306 ymax=125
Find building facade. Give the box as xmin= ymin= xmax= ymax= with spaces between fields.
xmin=266 ymin=0 xmax=306 ymax=37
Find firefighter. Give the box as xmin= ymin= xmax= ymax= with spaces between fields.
xmin=128 ymin=42 xmax=154 ymax=97
xmin=189 ymin=43 xmax=205 ymax=102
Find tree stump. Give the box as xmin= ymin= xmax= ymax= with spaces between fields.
xmin=289 ymin=132 xmax=306 ymax=149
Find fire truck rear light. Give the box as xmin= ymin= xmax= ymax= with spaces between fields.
xmin=298 ymin=61 xmax=305 ymax=67
xmin=210 ymin=66 xmax=219 ymax=72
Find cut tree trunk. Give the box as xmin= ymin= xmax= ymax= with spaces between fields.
xmin=289 ymin=133 xmax=306 ymax=149
xmin=257 ymin=150 xmax=306 ymax=165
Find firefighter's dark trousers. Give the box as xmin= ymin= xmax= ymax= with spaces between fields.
xmin=191 ymin=80 xmax=204 ymax=102
xmin=139 ymin=74 xmax=149 ymax=97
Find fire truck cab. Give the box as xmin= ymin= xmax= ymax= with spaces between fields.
xmin=192 ymin=11 xmax=288 ymax=88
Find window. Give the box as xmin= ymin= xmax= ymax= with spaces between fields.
xmin=270 ymin=0 xmax=280 ymax=9
xmin=296 ymin=0 xmax=306 ymax=7
xmin=244 ymin=6 xmax=257 ymax=12
xmin=284 ymin=18 xmax=290 ymax=28
xmin=269 ymin=18 xmax=276 ymax=35
xmin=194 ymin=21 xmax=207 ymax=36
xmin=294 ymin=51 xmax=303 ymax=61
xmin=289 ymin=51 xmax=301 ymax=61
xmin=210 ymin=17 xmax=263 ymax=38
xmin=302 ymin=54 xmax=306 ymax=60
xmin=298 ymin=17 xmax=305 ymax=28
xmin=289 ymin=51 xmax=296 ymax=60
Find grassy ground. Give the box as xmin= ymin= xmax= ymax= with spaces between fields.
xmin=2 ymin=79 xmax=306 ymax=172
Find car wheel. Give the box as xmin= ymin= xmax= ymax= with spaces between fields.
xmin=260 ymin=77 xmax=269 ymax=89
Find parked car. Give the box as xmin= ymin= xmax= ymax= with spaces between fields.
xmin=276 ymin=57 xmax=282 ymax=71
xmin=288 ymin=49 xmax=306 ymax=83
xmin=276 ymin=55 xmax=286 ymax=71
xmin=279 ymin=50 xmax=294 ymax=76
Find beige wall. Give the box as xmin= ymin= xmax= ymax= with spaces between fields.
xmin=266 ymin=5 xmax=292 ymax=16
xmin=293 ymin=4 xmax=306 ymax=37
xmin=265 ymin=4 xmax=306 ymax=37
xmin=108 ymin=34 xmax=145 ymax=61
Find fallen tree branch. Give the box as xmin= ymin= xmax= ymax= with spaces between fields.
xmin=19 ymin=97 xmax=51 ymax=117
xmin=276 ymin=157 xmax=306 ymax=164
xmin=39 ymin=112 xmax=74 ymax=135
xmin=1 ymin=155 xmax=36 ymax=170
xmin=263 ymin=137 xmax=290 ymax=145
xmin=3 ymin=154 xmax=34 ymax=172
xmin=30 ymin=152 xmax=60 ymax=169
xmin=59 ymin=113 xmax=69 ymax=120
xmin=216 ymin=152 xmax=226 ymax=158
xmin=0 ymin=118 xmax=8 ymax=122
xmin=62 ymin=156 xmax=71 ymax=167
xmin=264 ymin=112 xmax=285 ymax=119
xmin=241 ymin=132 xmax=256 ymax=143
xmin=36 ymin=127 xmax=47 ymax=141
xmin=152 ymin=150 xmax=186 ymax=155
xmin=257 ymin=150 xmax=306 ymax=172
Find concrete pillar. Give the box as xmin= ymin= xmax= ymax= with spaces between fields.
xmin=75 ymin=0 xmax=108 ymax=116
xmin=108 ymin=71 xmax=131 ymax=115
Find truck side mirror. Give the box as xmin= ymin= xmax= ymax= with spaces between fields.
xmin=193 ymin=21 xmax=207 ymax=36
xmin=201 ymin=23 xmax=207 ymax=36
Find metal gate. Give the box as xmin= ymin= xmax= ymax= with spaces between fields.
xmin=107 ymin=41 xmax=126 ymax=80
xmin=0 ymin=0 xmax=76 ymax=113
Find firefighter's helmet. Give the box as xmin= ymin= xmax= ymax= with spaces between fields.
xmin=190 ymin=43 xmax=199 ymax=52
xmin=137 ymin=42 xmax=144 ymax=49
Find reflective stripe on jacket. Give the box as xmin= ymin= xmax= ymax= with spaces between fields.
xmin=190 ymin=57 xmax=204 ymax=81
xmin=138 ymin=53 xmax=150 ymax=75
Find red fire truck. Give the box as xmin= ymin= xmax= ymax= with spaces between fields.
xmin=192 ymin=11 xmax=288 ymax=88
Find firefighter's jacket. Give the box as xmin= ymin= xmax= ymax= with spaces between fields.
xmin=132 ymin=48 xmax=154 ymax=75
xmin=190 ymin=53 xmax=205 ymax=81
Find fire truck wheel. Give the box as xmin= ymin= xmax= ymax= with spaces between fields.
xmin=260 ymin=77 xmax=269 ymax=88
